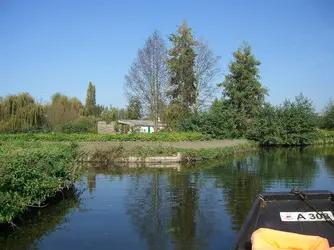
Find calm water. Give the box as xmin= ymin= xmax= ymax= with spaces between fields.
xmin=1 ymin=146 xmax=334 ymax=250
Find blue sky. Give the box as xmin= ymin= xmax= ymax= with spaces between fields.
xmin=1 ymin=0 xmax=333 ymax=111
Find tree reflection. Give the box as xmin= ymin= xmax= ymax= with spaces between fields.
xmin=213 ymin=147 xmax=321 ymax=230
xmin=125 ymin=173 xmax=171 ymax=250
xmin=168 ymin=172 xmax=199 ymax=250
xmin=87 ymin=172 xmax=97 ymax=194
xmin=0 ymin=195 xmax=81 ymax=250
xmin=125 ymin=170 xmax=219 ymax=250
xmin=313 ymin=146 xmax=334 ymax=176
xmin=213 ymin=158 xmax=265 ymax=231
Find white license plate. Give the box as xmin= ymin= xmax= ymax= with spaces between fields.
xmin=280 ymin=211 xmax=334 ymax=222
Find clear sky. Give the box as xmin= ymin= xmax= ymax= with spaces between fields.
xmin=1 ymin=0 xmax=333 ymax=111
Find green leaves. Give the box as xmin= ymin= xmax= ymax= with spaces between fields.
xmin=0 ymin=142 xmax=78 ymax=223
xmin=247 ymin=94 xmax=318 ymax=146
xmin=218 ymin=42 xmax=268 ymax=119
xmin=180 ymin=99 xmax=246 ymax=139
xmin=0 ymin=132 xmax=210 ymax=142
xmin=321 ymin=99 xmax=334 ymax=129
xmin=167 ymin=21 xmax=197 ymax=110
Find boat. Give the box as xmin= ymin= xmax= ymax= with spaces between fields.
xmin=233 ymin=189 xmax=334 ymax=250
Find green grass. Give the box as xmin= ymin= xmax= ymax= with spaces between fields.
xmin=0 ymin=132 xmax=211 ymax=142
xmin=77 ymin=141 xmax=258 ymax=162
xmin=0 ymin=142 xmax=78 ymax=223
xmin=179 ymin=141 xmax=259 ymax=161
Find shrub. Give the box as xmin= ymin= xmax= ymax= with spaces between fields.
xmin=60 ymin=123 xmax=89 ymax=133
xmin=247 ymin=103 xmax=284 ymax=145
xmin=181 ymin=99 xmax=246 ymax=139
xmin=0 ymin=132 xmax=211 ymax=142
xmin=247 ymin=94 xmax=318 ymax=145
xmin=321 ymin=100 xmax=334 ymax=129
xmin=0 ymin=142 xmax=78 ymax=223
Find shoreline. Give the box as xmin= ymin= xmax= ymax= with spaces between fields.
xmin=77 ymin=140 xmax=258 ymax=163
xmin=76 ymin=139 xmax=334 ymax=164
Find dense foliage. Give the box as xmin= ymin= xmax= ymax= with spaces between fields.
xmin=181 ymin=99 xmax=244 ymax=138
xmin=0 ymin=132 xmax=210 ymax=142
xmin=126 ymin=97 xmax=142 ymax=120
xmin=59 ymin=123 xmax=89 ymax=133
xmin=320 ymin=99 xmax=334 ymax=129
xmin=247 ymin=95 xmax=318 ymax=145
xmin=48 ymin=93 xmax=84 ymax=128
xmin=0 ymin=93 xmax=46 ymax=133
xmin=0 ymin=142 xmax=78 ymax=223
xmin=218 ymin=42 xmax=268 ymax=119
xmin=167 ymin=21 xmax=198 ymax=110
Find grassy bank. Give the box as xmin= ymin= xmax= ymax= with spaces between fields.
xmin=77 ymin=140 xmax=258 ymax=163
xmin=0 ymin=141 xmax=78 ymax=224
xmin=0 ymin=132 xmax=210 ymax=142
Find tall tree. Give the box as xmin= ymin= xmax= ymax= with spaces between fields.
xmin=124 ymin=30 xmax=169 ymax=130
xmin=167 ymin=20 xmax=198 ymax=111
xmin=127 ymin=97 xmax=142 ymax=120
xmin=218 ymin=42 xmax=268 ymax=118
xmin=194 ymin=38 xmax=221 ymax=112
xmin=85 ymin=81 xmax=97 ymax=116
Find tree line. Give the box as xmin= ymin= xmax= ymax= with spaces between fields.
xmin=0 ymin=81 xmax=141 ymax=133
xmin=0 ymin=20 xmax=333 ymax=144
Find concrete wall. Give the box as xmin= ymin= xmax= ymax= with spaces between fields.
xmin=97 ymin=121 xmax=115 ymax=134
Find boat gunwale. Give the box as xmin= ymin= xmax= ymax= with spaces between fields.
xmin=232 ymin=190 xmax=334 ymax=250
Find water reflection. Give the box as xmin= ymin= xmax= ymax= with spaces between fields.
xmin=1 ymin=146 xmax=333 ymax=250
xmin=214 ymin=147 xmax=322 ymax=230
xmin=0 ymin=196 xmax=81 ymax=250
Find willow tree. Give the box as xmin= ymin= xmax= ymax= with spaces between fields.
xmin=47 ymin=93 xmax=84 ymax=128
xmin=0 ymin=93 xmax=45 ymax=132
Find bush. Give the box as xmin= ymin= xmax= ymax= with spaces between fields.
xmin=60 ymin=123 xmax=89 ymax=133
xmin=0 ymin=132 xmax=211 ymax=142
xmin=0 ymin=142 xmax=78 ymax=223
xmin=247 ymin=94 xmax=318 ymax=145
xmin=246 ymin=103 xmax=284 ymax=145
xmin=56 ymin=116 xmax=98 ymax=133
xmin=317 ymin=129 xmax=334 ymax=140
xmin=181 ymin=99 xmax=246 ymax=139
xmin=321 ymin=100 xmax=334 ymax=129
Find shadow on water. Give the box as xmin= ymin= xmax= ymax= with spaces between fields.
xmin=1 ymin=146 xmax=333 ymax=250
xmin=213 ymin=147 xmax=324 ymax=231
xmin=0 ymin=190 xmax=83 ymax=250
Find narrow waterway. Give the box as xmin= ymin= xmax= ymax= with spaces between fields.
xmin=1 ymin=146 xmax=334 ymax=250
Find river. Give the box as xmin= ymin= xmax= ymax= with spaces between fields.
xmin=1 ymin=146 xmax=333 ymax=250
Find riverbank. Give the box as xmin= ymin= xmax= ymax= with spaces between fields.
xmin=0 ymin=142 xmax=78 ymax=224
xmin=77 ymin=139 xmax=258 ymax=163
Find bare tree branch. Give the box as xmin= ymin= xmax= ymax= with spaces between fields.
xmin=124 ymin=31 xmax=169 ymax=130
xmin=194 ymin=37 xmax=222 ymax=112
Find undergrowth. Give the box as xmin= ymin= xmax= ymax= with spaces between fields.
xmin=0 ymin=142 xmax=78 ymax=223
xmin=0 ymin=132 xmax=210 ymax=142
